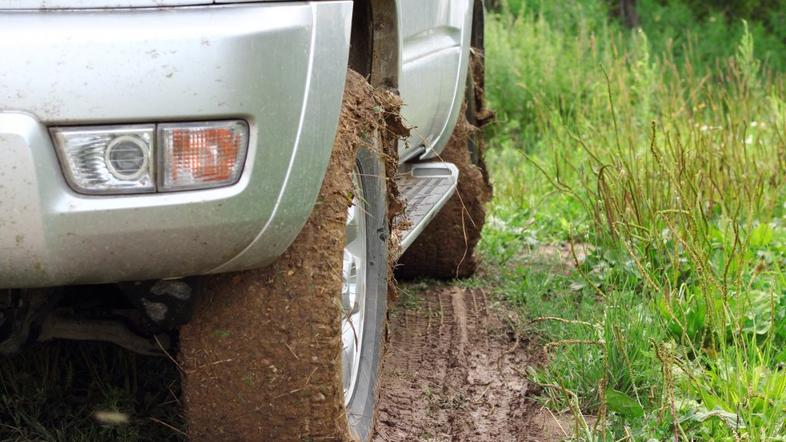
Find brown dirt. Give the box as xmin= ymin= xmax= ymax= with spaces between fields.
xmin=178 ymin=70 xmax=403 ymax=442
xmin=467 ymin=47 xmax=495 ymax=188
xmin=373 ymin=285 xmax=564 ymax=441
xmin=468 ymin=48 xmax=495 ymax=131
xmin=395 ymin=114 xmax=492 ymax=280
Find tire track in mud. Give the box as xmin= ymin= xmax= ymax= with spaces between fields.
xmin=374 ymin=286 xmax=552 ymax=441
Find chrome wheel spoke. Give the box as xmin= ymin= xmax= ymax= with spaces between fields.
xmin=345 ymin=209 xmax=360 ymax=248
xmin=341 ymin=168 xmax=367 ymax=406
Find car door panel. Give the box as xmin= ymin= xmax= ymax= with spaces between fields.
xmin=398 ymin=0 xmax=472 ymax=161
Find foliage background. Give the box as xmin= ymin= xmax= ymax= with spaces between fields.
xmin=482 ymin=0 xmax=786 ymax=439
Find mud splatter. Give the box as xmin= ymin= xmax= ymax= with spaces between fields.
xmin=179 ymin=70 xmax=404 ymax=442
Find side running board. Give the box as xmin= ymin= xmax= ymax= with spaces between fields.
xmin=395 ymin=162 xmax=459 ymax=255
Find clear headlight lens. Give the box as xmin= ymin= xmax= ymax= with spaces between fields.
xmin=158 ymin=121 xmax=249 ymax=192
xmin=51 ymin=125 xmax=155 ymax=194
xmin=106 ymin=135 xmax=152 ymax=181
xmin=50 ymin=120 xmax=248 ymax=195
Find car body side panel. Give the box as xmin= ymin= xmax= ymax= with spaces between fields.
xmin=0 ymin=2 xmax=352 ymax=288
xmin=0 ymin=0 xmax=335 ymax=8
xmin=0 ymin=0 xmax=206 ymax=7
xmin=210 ymin=1 xmax=353 ymax=273
xmin=0 ymin=0 xmax=475 ymax=288
xmin=397 ymin=0 xmax=473 ymax=162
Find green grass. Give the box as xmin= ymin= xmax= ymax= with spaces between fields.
xmin=0 ymin=342 xmax=184 ymax=441
xmin=481 ymin=1 xmax=786 ymax=440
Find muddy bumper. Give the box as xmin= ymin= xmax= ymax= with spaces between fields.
xmin=0 ymin=2 xmax=352 ymax=288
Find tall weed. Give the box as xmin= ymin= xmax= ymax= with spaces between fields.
xmin=484 ymin=1 xmax=786 ymax=439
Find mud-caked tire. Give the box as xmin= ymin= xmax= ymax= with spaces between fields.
xmin=396 ymin=50 xmax=493 ymax=280
xmin=179 ymin=71 xmax=390 ymax=442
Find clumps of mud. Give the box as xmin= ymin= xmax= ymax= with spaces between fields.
xmin=342 ymin=72 xmax=410 ymax=291
xmin=178 ymin=70 xmax=405 ymax=441
xmin=468 ymin=47 xmax=495 ymax=130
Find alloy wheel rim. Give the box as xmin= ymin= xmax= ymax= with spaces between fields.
xmin=341 ymin=167 xmax=368 ymax=406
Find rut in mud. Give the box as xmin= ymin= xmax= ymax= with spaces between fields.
xmin=373 ymin=285 xmax=568 ymax=442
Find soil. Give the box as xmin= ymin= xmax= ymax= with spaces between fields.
xmin=373 ymin=285 xmax=568 ymax=441
xmin=178 ymin=70 xmax=404 ymax=441
xmin=467 ymin=47 xmax=495 ymax=187
xmin=468 ymin=48 xmax=496 ymax=131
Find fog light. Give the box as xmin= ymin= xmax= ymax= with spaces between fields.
xmin=51 ymin=125 xmax=155 ymax=194
xmin=158 ymin=120 xmax=248 ymax=192
xmin=105 ymin=136 xmax=150 ymax=181
xmin=51 ymin=120 xmax=248 ymax=194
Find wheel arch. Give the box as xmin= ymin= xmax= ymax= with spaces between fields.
xmin=349 ymin=0 xmax=401 ymax=90
xmin=471 ymin=0 xmax=485 ymax=50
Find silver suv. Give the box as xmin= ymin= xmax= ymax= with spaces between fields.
xmin=0 ymin=1 xmax=491 ymax=440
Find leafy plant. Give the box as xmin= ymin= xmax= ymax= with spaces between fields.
xmin=482 ymin=0 xmax=786 ymax=439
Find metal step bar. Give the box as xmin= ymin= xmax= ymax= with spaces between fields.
xmin=395 ymin=162 xmax=459 ymax=255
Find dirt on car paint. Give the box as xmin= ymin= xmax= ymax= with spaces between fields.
xmin=178 ymin=69 xmax=405 ymax=441
xmin=373 ymin=285 xmax=568 ymax=441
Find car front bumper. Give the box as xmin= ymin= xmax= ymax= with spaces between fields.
xmin=0 ymin=1 xmax=352 ymax=288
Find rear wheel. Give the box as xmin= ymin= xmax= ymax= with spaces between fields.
xmin=180 ymin=75 xmax=388 ymax=441
xmin=396 ymin=46 xmax=493 ymax=280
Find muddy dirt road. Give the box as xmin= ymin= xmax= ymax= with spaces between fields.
xmin=373 ymin=286 xmax=568 ymax=441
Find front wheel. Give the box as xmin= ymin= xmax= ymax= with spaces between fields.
xmin=179 ymin=71 xmax=389 ymax=441
xmin=343 ymin=147 xmax=388 ymax=440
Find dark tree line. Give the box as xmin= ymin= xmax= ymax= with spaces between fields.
xmin=614 ymin=0 xmax=786 ymax=37
xmin=484 ymin=0 xmax=640 ymax=27
xmin=681 ymin=0 xmax=785 ymax=19
xmin=485 ymin=0 xmax=785 ymax=36
xmin=613 ymin=0 xmax=639 ymax=28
